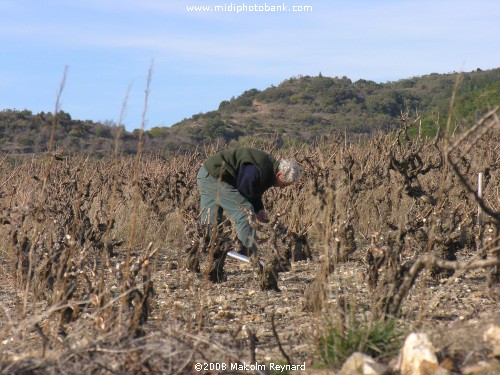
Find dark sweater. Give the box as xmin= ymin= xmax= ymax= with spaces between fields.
xmin=204 ymin=147 xmax=279 ymax=211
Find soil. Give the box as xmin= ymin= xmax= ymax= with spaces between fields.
xmin=149 ymin=243 xmax=500 ymax=370
xmin=1 ymin=241 xmax=498 ymax=373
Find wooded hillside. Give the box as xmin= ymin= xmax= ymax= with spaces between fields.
xmin=1 ymin=68 xmax=498 ymax=156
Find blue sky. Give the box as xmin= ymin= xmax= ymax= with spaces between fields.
xmin=0 ymin=0 xmax=498 ymax=131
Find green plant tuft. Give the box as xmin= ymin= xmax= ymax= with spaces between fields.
xmin=319 ymin=315 xmax=404 ymax=368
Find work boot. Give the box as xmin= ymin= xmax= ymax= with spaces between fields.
xmin=234 ymin=240 xmax=253 ymax=257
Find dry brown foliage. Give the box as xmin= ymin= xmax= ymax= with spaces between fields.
xmin=0 ymin=109 xmax=498 ymax=373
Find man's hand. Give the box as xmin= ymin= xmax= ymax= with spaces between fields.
xmin=256 ymin=210 xmax=270 ymax=223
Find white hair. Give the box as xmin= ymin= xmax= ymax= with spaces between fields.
xmin=278 ymin=159 xmax=301 ymax=183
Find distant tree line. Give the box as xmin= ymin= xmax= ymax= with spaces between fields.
xmin=1 ymin=68 xmax=498 ymax=156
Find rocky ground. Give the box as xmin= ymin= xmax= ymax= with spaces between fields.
xmin=1 ymin=243 xmax=499 ymax=374
xmin=149 ymin=244 xmax=500 ymax=373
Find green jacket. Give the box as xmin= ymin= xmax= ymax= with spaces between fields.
xmin=204 ymin=147 xmax=279 ymax=210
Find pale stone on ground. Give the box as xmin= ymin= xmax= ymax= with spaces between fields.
xmin=339 ymin=352 xmax=388 ymax=375
xmin=399 ymin=333 xmax=438 ymax=375
xmin=483 ymin=323 xmax=500 ymax=357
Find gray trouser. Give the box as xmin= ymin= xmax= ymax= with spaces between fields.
xmin=197 ymin=165 xmax=257 ymax=253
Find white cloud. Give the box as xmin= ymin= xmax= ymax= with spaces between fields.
xmin=1 ymin=0 xmax=498 ymax=99
xmin=51 ymin=0 xmax=214 ymax=18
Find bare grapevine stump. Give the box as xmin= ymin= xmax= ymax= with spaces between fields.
xmin=302 ymin=278 xmax=325 ymax=312
xmin=288 ymin=233 xmax=312 ymax=262
xmin=207 ymin=245 xmax=228 ymax=283
xmin=429 ymin=238 xmax=460 ymax=279
xmin=257 ymin=255 xmax=280 ymax=292
xmin=337 ymin=220 xmax=357 ymax=262
xmin=184 ymin=240 xmax=200 ymax=273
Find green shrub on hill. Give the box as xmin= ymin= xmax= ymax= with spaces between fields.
xmin=1 ymin=68 xmax=498 ymax=156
